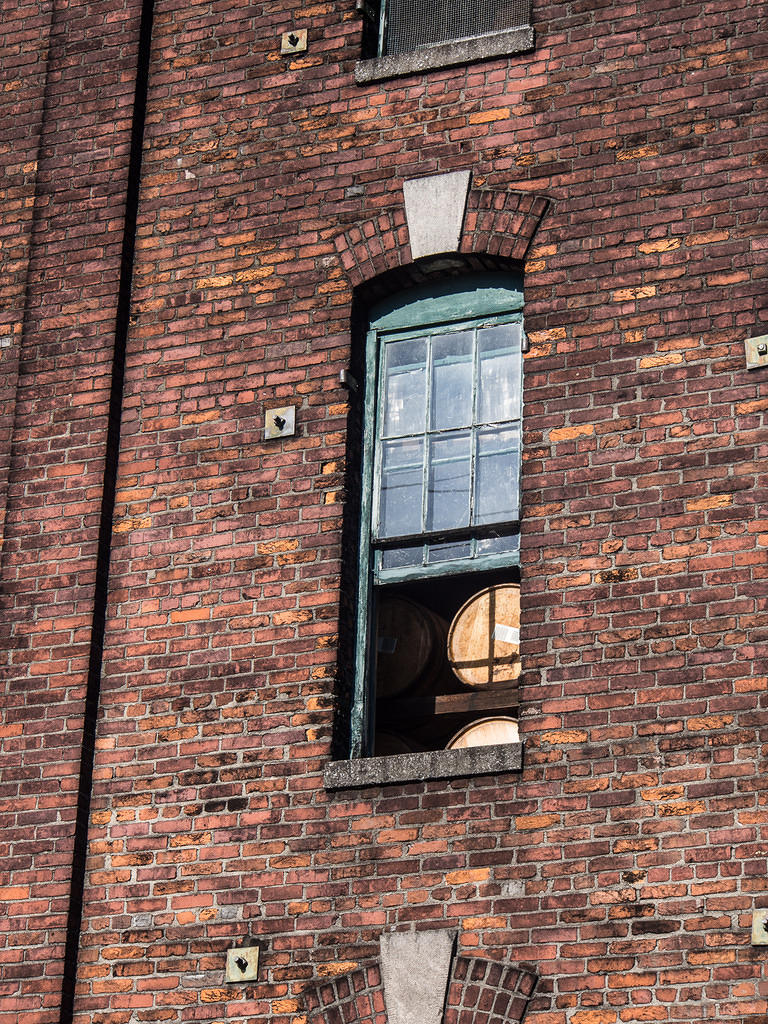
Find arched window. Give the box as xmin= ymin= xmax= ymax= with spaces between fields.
xmin=350 ymin=273 xmax=525 ymax=759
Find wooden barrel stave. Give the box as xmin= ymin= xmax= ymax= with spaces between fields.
xmin=375 ymin=595 xmax=448 ymax=699
xmin=447 ymin=716 xmax=520 ymax=749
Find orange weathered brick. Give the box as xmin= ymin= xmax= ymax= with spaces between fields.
xmin=550 ymin=423 xmax=595 ymax=442
xmin=572 ymin=1011 xmax=617 ymax=1024
xmin=687 ymin=494 xmax=733 ymax=511
xmin=515 ymin=814 xmax=559 ymax=831
xmin=616 ymin=145 xmax=659 ymax=161
xmin=688 ymin=714 xmax=734 ymax=731
xmin=638 ymin=237 xmax=681 ymax=253
xmin=540 ymin=729 xmax=588 ymax=744
xmin=200 ymin=989 xmax=232 ymax=1003
xmin=469 ymin=107 xmax=510 ymax=124
xmin=612 ymin=285 xmax=657 ymax=301
xmin=638 ymin=352 xmax=683 ymax=368
xmin=316 ymin=962 xmax=360 ymax=977
xmin=170 ymin=607 xmax=209 ymax=622
xmin=445 ymin=868 xmax=491 ymax=884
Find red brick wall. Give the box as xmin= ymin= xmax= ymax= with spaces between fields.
xmin=0 ymin=0 xmax=143 ymax=1018
xmin=0 ymin=0 xmax=53 ymax=556
xmin=2 ymin=1 xmax=767 ymax=1023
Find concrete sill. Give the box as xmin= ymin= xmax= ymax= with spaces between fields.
xmin=355 ymin=26 xmax=535 ymax=84
xmin=324 ymin=741 xmax=523 ymax=790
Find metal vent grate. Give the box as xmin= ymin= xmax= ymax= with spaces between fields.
xmin=383 ymin=0 xmax=531 ymax=56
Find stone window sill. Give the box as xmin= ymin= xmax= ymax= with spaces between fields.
xmin=355 ymin=26 xmax=535 ymax=84
xmin=324 ymin=741 xmax=523 ymax=790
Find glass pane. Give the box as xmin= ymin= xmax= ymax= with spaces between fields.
xmin=426 ymin=540 xmax=472 ymax=564
xmin=431 ymin=331 xmax=473 ymax=430
xmin=427 ymin=432 xmax=470 ymax=532
xmin=382 ymin=337 xmax=427 ymax=437
xmin=474 ymin=425 xmax=519 ymax=524
xmin=477 ymin=324 xmax=521 ymax=424
xmin=476 ymin=533 xmax=520 ymax=557
xmin=379 ymin=546 xmax=423 ymax=571
xmin=378 ymin=438 xmax=423 ymax=538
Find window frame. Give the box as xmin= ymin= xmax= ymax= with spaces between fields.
xmin=354 ymin=0 xmax=535 ymax=85
xmin=376 ymin=0 xmax=531 ymax=58
xmin=350 ymin=274 xmax=525 ymax=758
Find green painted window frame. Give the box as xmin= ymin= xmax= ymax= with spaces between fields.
xmin=350 ymin=273 xmax=525 ymax=758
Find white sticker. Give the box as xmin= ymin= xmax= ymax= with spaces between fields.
xmin=493 ymin=624 xmax=519 ymax=646
xmin=377 ymin=636 xmax=398 ymax=654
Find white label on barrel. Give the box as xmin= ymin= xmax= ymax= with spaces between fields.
xmin=377 ymin=636 xmax=398 ymax=654
xmin=493 ymin=623 xmax=520 ymax=646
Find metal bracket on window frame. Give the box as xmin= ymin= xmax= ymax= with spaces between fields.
xmin=355 ymin=0 xmax=378 ymax=22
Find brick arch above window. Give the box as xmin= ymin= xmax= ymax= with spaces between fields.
xmin=304 ymin=965 xmax=387 ymax=1024
xmin=302 ymin=957 xmax=538 ymax=1024
xmin=332 ymin=189 xmax=550 ymax=290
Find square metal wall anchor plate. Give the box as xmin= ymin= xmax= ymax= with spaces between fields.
xmin=281 ymin=29 xmax=307 ymax=54
xmin=752 ymin=909 xmax=768 ymax=946
xmin=226 ymin=945 xmax=260 ymax=982
xmin=264 ymin=405 xmax=295 ymax=439
xmin=745 ymin=334 xmax=768 ymax=371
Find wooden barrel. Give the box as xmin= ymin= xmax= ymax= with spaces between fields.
xmin=447 ymin=583 xmax=521 ymax=687
xmin=447 ymin=716 xmax=519 ymax=749
xmin=375 ymin=595 xmax=448 ymax=699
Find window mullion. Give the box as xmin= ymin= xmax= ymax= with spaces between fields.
xmin=421 ymin=333 xmax=433 ymax=563
xmin=468 ymin=325 xmax=480 ymax=557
